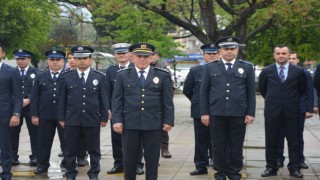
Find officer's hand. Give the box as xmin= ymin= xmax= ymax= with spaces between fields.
xmin=9 ymin=115 xmax=20 ymax=127
xmin=244 ymin=115 xmax=254 ymax=124
xmin=32 ymin=116 xmax=39 ymax=126
xmin=305 ymin=112 xmax=313 ymax=119
xmin=163 ymin=124 xmax=172 ymax=132
xmin=201 ymin=115 xmax=210 ymax=126
xmin=23 ymin=98 xmax=30 ymax=107
xmin=313 ymin=107 xmax=319 ymax=114
xmin=59 ymin=121 xmax=65 ymax=128
xmin=108 ymin=110 xmax=112 ymax=120
xmin=100 ymin=121 xmax=107 ymax=127
xmin=113 ymin=123 xmax=123 ymax=134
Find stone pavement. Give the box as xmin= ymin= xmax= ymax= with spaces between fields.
xmin=10 ymin=94 xmax=320 ymax=179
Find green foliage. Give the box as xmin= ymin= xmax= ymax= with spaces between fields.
xmin=0 ymin=0 xmax=59 ymax=60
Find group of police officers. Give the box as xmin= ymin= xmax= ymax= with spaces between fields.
xmin=0 ymin=36 xmax=317 ymax=180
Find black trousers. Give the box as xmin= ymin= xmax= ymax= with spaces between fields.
xmin=161 ymin=130 xmax=169 ymax=146
xmin=122 ymin=129 xmax=162 ymax=180
xmin=0 ymin=121 xmax=13 ymax=179
xmin=193 ymin=118 xmax=212 ymax=170
xmin=37 ymin=119 xmax=65 ymax=169
xmin=11 ymin=107 xmax=38 ymax=161
xmin=265 ymin=114 xmax=300 ymax=170
xmin=110 ymin=123 xmax=143 ymax=168
xmin=65 ymin=126 xmax=101 ymax=179
xmin=210 ymin=116 xmax=246 ymax=180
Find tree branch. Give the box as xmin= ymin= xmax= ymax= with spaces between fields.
xmin=215 ymin=0 xmax=237 ymax=15
xmin=245 ymin=18 xmax=273 ymax=42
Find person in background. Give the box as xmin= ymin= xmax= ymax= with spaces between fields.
xmin=183 ymin=43 xmax=220 ymax=175
xmin=0 ymin=43 xmax=23 ymax=180
xmin=31 ymin=50 xmax=67 ymax=174
xmin=11 ymin=49 xmax=39 ymax=166
xmin=106 ymin=43 xmax=144 ymax=175
xmin=276 ymin=51 xmax=314 ymax=170
xmin=151 ymin=49 xmax=173 ymax=159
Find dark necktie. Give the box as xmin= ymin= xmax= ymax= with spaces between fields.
xmin=80 ymin=72 xmax=86 ymax=86
xmin=20 ymin=69 xmax=25 ymax=78
xmin=52 ymin=72 xmax=59 ymax=82
xmin=279 ymin=66 xmax=285 ymax=83
xmin=225 ymin=63 xmax=232 ymax=74
xmin=139 ymin=71 xmax=146 ymax=86
xmin=120 ymin=66 xmax=125 ymax=69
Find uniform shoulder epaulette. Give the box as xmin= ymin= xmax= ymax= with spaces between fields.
xmin=117 ymin=67 xmax=131 ymax=73
xmin=155 ymin=67 xmax=169 ymax=73
xmin=61 ymin=69 xmax=74 ymax=75
xmin=94 ymin=69 xmax=106 ymax=76
xmin=239 ymin=59 xmax=253 ymax=66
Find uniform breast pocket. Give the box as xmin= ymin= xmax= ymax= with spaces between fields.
xmin=40 ymin=83 xmax=47 ymax=91
xmin=235 ymin=71 xmax=247 ymax=79
xmin=123 ymin=82 xmax=136 ymax=91
xmin=67 ymin=84 xmax=78 ymax=95
xmin=210 ymin=73 xmax=222 ymax=83
xmin=88 ymin=86 xmax=100 ymax=96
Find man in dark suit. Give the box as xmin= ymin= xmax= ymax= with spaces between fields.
xmin=0 ymin=43 xmax=23 ymax=180
xmin=200 ymin=37 xmax=256 ymax=180
xmin=259 ymin=45 xmax=306 ymax=178
xmin=183 ymin=43 xmax=220 ymax=175
xmin=277 ymin=51 xmax=314 ymax=169
xmin=30 ymin=50 xmax=66 ymax=174
xmin=105 ymin=43 xmax=144 ymax=175
xmin=11 ymin=49 xmax=39 ymax=166
xmin=112 ymin=43 xmax=174 ymax=180
xmin=58 ymin=46 xmax=108 ymax=180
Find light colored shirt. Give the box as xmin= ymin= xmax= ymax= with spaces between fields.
xmin=77 ymin=68 xmax=90 ymax=82
xmin=135 ymin=66 xmax=150 ymax=79
xmin=276 ymin=62 xmax=289 ymax=80
xmin=50 ymin=69 xmax=62 ymax=79
xmin=222 ymin=59 xmax=236 ymax=70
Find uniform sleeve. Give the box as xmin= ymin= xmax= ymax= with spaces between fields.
xmin=245 ymin=64 xmax=256 ymax=117
xmin=183 ymin=68 xmax=194 ymax=101
xmin=105 ymin=68 xmax=113 ymax=110
xmin=99 ymin=76 xmax=109 ymax=122
xmin=30 ymin=76 xmax=40 ymax=116
xmin=258 ymin=68 xmax=267 ymax=98
xmin=162 ymin=72 xmax=175 ymax=126
xmin=58 ymin=76 xmax=67 ymax=121
xmin=305 ymin=71 xmax=314 ymax=113
xmin=200 ymin=65 xmax=210 ymax=115
xmin=111 ymin=73 xmax=125 ymax=124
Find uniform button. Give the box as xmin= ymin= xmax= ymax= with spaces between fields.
xmin=83 ymin=103 xmax=85 ymax=105
xmin=141 ymin=101 xmax=144 ymax=104
xmin=142 ymin=94 xmax=145 ymax=97
xmin=22 ymin=81 xmax=24 ymax=83
xmin=142 ymin=89 xmax=145 ymax=91
xmin=227 ymin=83 xmax=230 ymax=86
xmin=226 ymin=90 xmax=230 ymax=92
xmin=53 ymin=94 xmax=56 ymax=97
xmin=22 ymin=86 xmax=24 ymax=88
xmin=53 ymin=101 xmax=56 ymax=103
xmin=82 ymin=110 xmax=85 ymax=112
xmin=22 ymin=92 xmax=25 ymax=94
xmin=226 ymin=97 xmax=229 ymax=100
xmin=54 ymin=88 xmax=56 ymax=91
xmin=141 ymin=108 xmax=144 ymax=111
xmin=54 ymin=83 xmax=57 ymax=85
xmin=83 ymin=88 xmax=86 ymax=90
xmin=83 ymin=95 xmax=86 ymax=98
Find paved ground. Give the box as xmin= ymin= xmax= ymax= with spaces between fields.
xmin=10 ymin=93 xmax=320 ymax=179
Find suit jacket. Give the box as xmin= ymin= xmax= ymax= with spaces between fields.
xmin=58 ymin=68 xmax=108 ymax=127
xmin=105 ymin=62 xmax=134 ymax=109
xmin=0 ymin=63 xmax=23 ymax=121
xmin=112 ymin=66 xmax=174 ymax=130
xmin=259 ymin=63 xmax=306 ymax=119
xmin=200 ymin=60 xmax=256 ymax=117
xmin=30 ymin=70 xmax=63 ymax=120
xmin=183 ymin=65 xmax=204 ymax=118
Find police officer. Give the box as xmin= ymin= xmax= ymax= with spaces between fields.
xmin=151 ymin=49 xmax=173 ymax=159
xmin=0 ymin=43 xmax=23 ymax=180
xmin=58 ymin=46 xmax=108 ymax=180
xmin=30 ymin=50 xmax=66 ymax=174
xmin=106 ymin=43 xmax=144 ymax=175
xmin=200 ymin=37 xmax=256 ymax=180
xmin=112 ymin=43 xmax=174 ymax=180
xmin=183 ymin=43 xmax=220 ymax=175
xmin=11 ymin=49 xmax=39 ymax=166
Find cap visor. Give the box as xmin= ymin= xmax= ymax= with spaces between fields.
xmin=203 ymin=50 xmax=218 ymax=53
xmin=47 ymin=54 xmax=64 ymax=59
xmin=73 ymin=53 xmax=92 ymax=58
xmin=133 ymin=51 xmax=153 ymax=56
xmin=115 ymin=50 xmax=129 ymax=53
